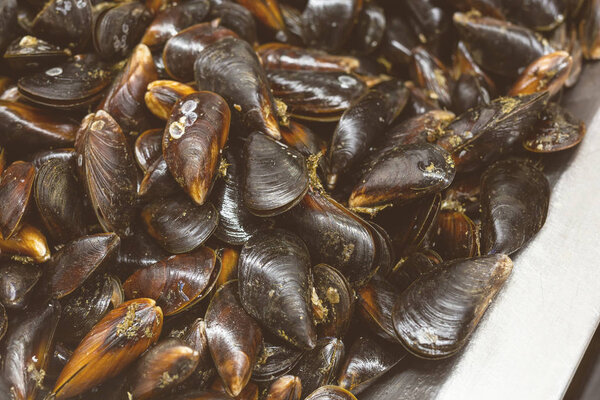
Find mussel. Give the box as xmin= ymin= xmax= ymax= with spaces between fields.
xmin=300 ymin=0 xmax=362 ymax=53
xmin=356 ymin=274 xmax=400 ymax=343
xmin=0 ymin=0 xmax=18 ymax=53
xmin=257 ymin=43 xmax=361 ymax=74
xmin=0 ymin=223 xmax=51 ymax=263
xmin=134 ymin=128 xmax=163 ymax=172
xmin=265 ymin=375 xmax=302 ymax=400
xmin=239 ymin=229 xmax=316 ymax=349
xmin=304 ymin=385 xmax=357 ymax=400
xmin=3 ymin=36 xmax=71 ymax=72
xmin=580 ymin=0 xmax=600 ymax=60
xmin=0 ymin=261 xmax=41 ymax=309
xmin=0 ymin=161 xmax=35 ymax=240
xmin=508 ymin=51 xmax=573 ymax=97
xmin=430 ymin=210 xmax=480 ymax=260
xmin=145 ymin=80 xmax=197 ymax=121
xmin=252 ymin=337 xmax=304 ymax=383
xmin=523 ymin=102 xmax=586 ymax=153
xmin=350 ymin=2 xmax=386 ymax=56
xmin=208 ymin=0 xmax=258 ymax=45
xmin=235 ymin=0 xmax=286 ymax=39
xmin=312 ymin=264 xmax=354 ymax=338
xmin=30 ymin=0 xmax=92 ymax=49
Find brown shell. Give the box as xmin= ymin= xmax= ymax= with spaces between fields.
xmin=0 ymin=161 xmax=35 ymax=239
xmin=145 ymin=80 xmax=198 ymax=121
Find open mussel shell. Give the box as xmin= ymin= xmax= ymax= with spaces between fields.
xmin=239 ymin=229 xmax=316 ymax=349
xmin=252 ymin=337 xmax=304 ymax=383
xmin=350 ymin=2 xmax=385 ymax=56
xmin=98 ymin=44 xmax=158 ymax=135
xmin=410 ymin=47 xmax=454 ymax=110
xmin=242 ymin=132 xmax=308 ymax=217
xmin=267 ymin=70 xmax=368 ymax=122
xmin=0 ymin=223 xmax=50 ymax=263
xmin=389 ymin=251 xmax=441 ymax=294
xmin=300 ymin=0 xmax=362 ymax=53
xmin=337 ymin=335 xmax=407 ymax=395
xmin=453 ymin=12 xmax=553 ymax=78
xmin=205 ymin=281 xmax=263 ymax=397
xmin=0 ymin=161 xmax=35 ymax=240
xmin=523 ymin=102 xmax=586 ymax=153
xmin=51 ymin=298 xmax=163 ymax=399
xmin=508 ymin=51 xmax=573 ymax=97
xmin=305 ymin=385 xmax=357 ymax=400
xmin=283 ymin=189 xmax=377 ymax=287
xmin=34 ymin=157 xmax=90 ymax=244
xmin=266 ymin=375 xmax=302 ymax=400
xmin=18 ymin=54 xmax=113 ymax=110
xmin=77 ymin=110 xmax=137 ymax=236
xmin=163 ymin=91 xmax=231 ymax=206
xmin=0 ymin=299 xmax=60 ymax=400
xmin=208 ymin=0 xmax=258 ymax=45
xmin=437 ymin=92 xmax=549 ymax=173
xmin=163 ymin=21 xmax=239 ymax=82
xmin=130 ymin=338 xmax=201 ymax=400
xmin=145 ymin=80 xmax=197 ymax=121
xmin=289 ymin=337 xmax=345 ymax=397
xmin=580 ymin=0 xmax=600 ymax=60
xmin=257 ymin=43 xmax=361 ymax=74
xmin=0 ymin=260 xmax=41 ymax=309
xmin=141 ymin=0 xmax=211 ymax=49
xmin=0 ymin=0 xmax=18 ymax=53
xmin=3 ymin=35 xmax=71 ymax=72
xmin=213 ymin=147 xmax=274 ymax=246
xmin=135 ymin=128 xmax=163 ymax=172
xmin=430 ymin=210 xmax=479 ymax=261
xmin=392 ymin=254 xmax=513 ymax=359
xmin=93 ymin=1 xmax=153 ymax=60
xmin=348 ymin=143 xmax=455 ymax=210
xmin=30 ymin=0 xmax=92 ymax=49
xmin=56 ymin=274 xmax=124 ymax=346
xmin=327 ymin=80 xmax=409 ymax=189
xmin=312 ymin=264 xmax=354 ymax=338
xmin=141 ymin=195 xmax=218 ymax=254
xmin=356 ymin=274 xmax=400 ymax=343
xmin=481 ymin=159 xmax=550 ymax=255
xmin=46 ymin=233 xmax=120 ymax=299
xmin=124 ymin=246 xmax=220 ymax=316
xmin=195 ymin=37 xmax=281 ymax=140
xmin=0 ymin=100 xmax=78 ymax=150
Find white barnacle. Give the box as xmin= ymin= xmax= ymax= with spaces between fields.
xmin=181 ymin=99 xmax=198 ymax=115
xmin=169 ymin=120 xmax=186 ymax=139
xmin=45 ymin=67 xmax=63 ymax=77
xmin=90 ymin=120 xmax=105 ymax=131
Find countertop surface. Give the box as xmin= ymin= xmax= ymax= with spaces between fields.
xmin=362 ymin=62 xmax=600 ymax=400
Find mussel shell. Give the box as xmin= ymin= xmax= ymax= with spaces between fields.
xmin=134 ymin=128 xmax=163 ymax=172
xmin=305 ymin=385 xmax=357 ymax=400
xmin=210 ymin=378 xmax=259 ymax=400
xmin=0 ymin=161 xmax=35 ymax=240
xmin=580 ymin=0 xmax=600 ymax=60
xmin=283 ymin=189 xmax=377 ymax=287
xmin=130 ymin=338 xmax=201 ymax=400
xmin=337 ymin=335 xmax=407 ymax=395
xmin=163 ymin=91 xmax=230 ymax=206
xmin=437 ymin=92 xmax=549 ymax=173
xmin=267 ymin=70 xmax=368 ymax=122
xmin=208 ymin=1 xmax=258 ymax=45
xmin=51 ymin=298 xmax=163 ymax=399
xmin=141 ymin=195 xmax=218 ymax=254
xmin=280 ymin=120 xmax=327 ymax=158
xmin=30 ymin=0 xmax=92 ymax=49
xmin=194 ymin=37 xmax=281 ymax=140
xmin=138 ymin=156 xmax=182 ymax=199
xmin=280 ymin=3 xmax=305 ymax=45
xmin=523 ymin=102 xmax=586 ymax=153
xmin=350 ymin=3 xmax=386 ymax=56
xmin=4 ymin=35 xmax=70 ymax=72
xmin=389 ymin=251 xmax=440 ymax=294
xmin=163 ymin=21 xmax=239 ymax=82
xmin=410 ymin=47 xmax=454 ymax=110
xmin=348 ymin=143 xmax=455 ymax=209
xmin=0 ymin=100 xmax=78 ymax=150
xmin=239 ymin=229 xmax=316 ymax=349
xmin=392 ymin=254 xmax=513 ymax=359
xmin=0 ymin=302 xmax=6 ymax=342
xmin=453 ymin=12 xmax=553 ymax=78
xmin=382 ymin=110 xmax=455 ymax=147
xmin=257 ymin=42 xmax=361 ymax=74
xmin=242 ymin=132 xmax=308 ymax=217
xmin=18 ymin=54 xmax=113 ymax=110
xmin=29 ymin=148 xmax=76 ymax=169
xmin=382 ymin=13 xmax=419 ymax=66
xmin=98 ymin=44 xmax=158 ymax=135
xmin=265 ymin=375 xmax=302 ymax=400
xmin=235 ymin=0 xmax=286 ymax=34
xmin=252 ymin=338 xmax=304 ymax=382
xmin=93 ymin=2 xmax=153 ymax=60
xmin=123 ymin=246 xmax=220 ymax=316
xmin=356 ymin=274 xmax=400 ymax=343
xmin=56 ymin=274 xmax=124 ymax=345
xmin=405 ymin=81 xmax=442 ymax=116
xmin=300 ymin=0 xmax=362 ymax=53
xmin=46 ymin=233 xmax=120 ymax=299
xmin=451 ymin=73 xmax=491 ymax=115
xmin=176 ymin=318 xmax=216 ymax=390
xmin=312 ymin=264 xmax=354 ymax=338
xmin=508 ymin=51 xmax=573 ymax=97
xmin=115 ymin=227 xmax=170 ymax=279
xmin=77 ymin=110 xmax=138 ymax=236
xmin=0 ymin=260 xmax=41 ymax=309
xmin=205 ymin=281 xmax=263 ymax=397
xmin=34 ymin=158 xmax=90 ymax=244
xmin=370 ymin=221 xmax=394 ymax=277
xmin=430 ymin=210 xmax=479 ymax=260
xmin=289 ymin=337 xmax=345 ymax=397
xmin=172 ymin=390 xmax=232 ymax=400
xmin=145 ymin=80 xmax=197 ymax=121
xmin=504 ymin=0 xmax=566 ymax=31
xmin=215 ymin=248 xmax=239 ymax=288
xmin=0 ymin=0 xmax=18 ymax=53
xmin=140 ymin=0 xmax=211 ymax=49
xmin=1 ymin=300 xmax=61 ymax=400
xmin=213 ymin=147 xmax=274 ymax=246
xmin=0 ymin=223 xmax=51 ymax=263
xmin=481 ymin=159 xmax=550 ymax=255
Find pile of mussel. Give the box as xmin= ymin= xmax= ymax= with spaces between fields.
xmin=0 ymin=0 xmax=596 ymax=398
